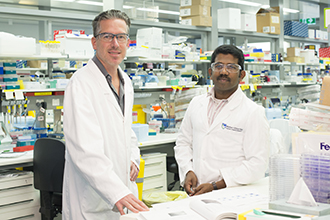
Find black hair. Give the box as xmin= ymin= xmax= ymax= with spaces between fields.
xmin=210 ymin=45 xmax=244 ymax=70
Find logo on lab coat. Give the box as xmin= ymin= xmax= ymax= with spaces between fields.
xmin=320 ymin=142 xmax=330 ymax=151
xmin=221 ymin=123 xmax=243 ymax=132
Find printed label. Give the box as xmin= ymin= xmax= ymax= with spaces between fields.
xmin=271 ymin=16 xmax=279 ymax=24
xmin=263 ymin=26 xmax=270 ymax=33
xmin=181 ymin=0 xmax=192 ymax=6
xmin=271 ymin=26 xmax=276 ymax=33
xmin=180 ymin=8 xmax=191 ymax=16
xmin=320 ymin=142 xmax=330 ymax=150
xmin=181 ymin=19 xmax=192 ymax=25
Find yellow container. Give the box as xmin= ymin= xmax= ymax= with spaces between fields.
xmin=136 ymin=157 xmax=145 ymax=201
xmin=132 ymin=104 xmax=146 ymax=124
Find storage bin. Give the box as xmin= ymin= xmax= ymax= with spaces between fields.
xmin=32 ymin=127 xmax=47 ymax=138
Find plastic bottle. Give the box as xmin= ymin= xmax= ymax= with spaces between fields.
xmin=145 ymin=70 xmax=159 ymax=85
xmin=136 ymin=64 xmax=147 ymax=86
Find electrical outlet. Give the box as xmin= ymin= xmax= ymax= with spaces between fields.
xmin=170 ymin=94 xmax=175 ymax=100
xmin=159 ymin=94 xmax=165 ymax=99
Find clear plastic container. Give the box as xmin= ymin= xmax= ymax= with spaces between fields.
xmin=136 ymin=65 xmax=147 ymax=86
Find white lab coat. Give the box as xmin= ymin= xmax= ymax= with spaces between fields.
xmin=174 ymin=88 xmax=270 ymax=187
xmin=62 ymin=59 xmax=140 ymax=219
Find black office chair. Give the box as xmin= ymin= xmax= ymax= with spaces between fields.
xmin=166 ymin=156 xmax=181 ymax=191
xmin=33 ymin=138 xmax=65 ymax=220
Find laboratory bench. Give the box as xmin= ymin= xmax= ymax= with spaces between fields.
xmin=0 ymin=133 xmax=178 ymax=219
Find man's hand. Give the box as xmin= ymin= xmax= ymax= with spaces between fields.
xmin=130 ymin=161 xmax=139 ymax=181
xmin=190 ymin=183 xmax=213 ymax=196
xmin=184 ymin=171 xmax=198 ymax=196
xmin=115 ymin=193 xmax=149 ymax=215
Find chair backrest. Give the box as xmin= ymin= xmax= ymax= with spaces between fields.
xmin=33 ymin=138 xmax=65 ymax=193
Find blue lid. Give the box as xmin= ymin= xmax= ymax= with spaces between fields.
xmin=33 ymin=127 xmax=47 ymax=130
xmin=253 ymin=48 xmax=263 ymax=53
xmin=303 ymin=73 xmax=312 ymax=76
xmin=297 ymin=73 xmax=302 ymax=76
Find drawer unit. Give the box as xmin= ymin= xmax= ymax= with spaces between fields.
xmin=0 ymin=172 xmax=41 ymax=220
xmin=142 ymin=153 xmax=167 ymax=194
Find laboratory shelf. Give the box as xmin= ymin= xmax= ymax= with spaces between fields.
xmin=0 ymin=55 xmax=67 ymax=60
xmin=245 ymin=62 xmax=282 ymax=65
xmin=16 ymin=68 xmax=47 ymax=71
xmin=125 ymin=58 xmax=210 ymax=64
xmin=284 ymin=35 xmax=329 ymax=44
xmin=218 ymin=29 xmax=279 ymax=39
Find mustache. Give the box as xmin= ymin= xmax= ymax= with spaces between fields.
xmin=217 ymin=75 xmax=230 ymax=81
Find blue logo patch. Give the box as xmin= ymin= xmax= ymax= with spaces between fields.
xmin=221 ymin=123 xmax=243 ymax=132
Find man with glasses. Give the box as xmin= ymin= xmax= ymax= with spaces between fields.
xmin=174 ymin=45 xmax=269 ymax=196
xmin=63 ymin=10 xmax=149 ymax=219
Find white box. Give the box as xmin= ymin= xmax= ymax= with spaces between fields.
xmin=322 ymin=30 xmax=329 ymax=40
xmin=0 ymin=32 xmax=36 ymax=56
xmin=136 ymin=27 xmax=163 ymax=50
xmin=217 ymin=8 xmax=241 ymax=30
xmin=55 ymin=33 xmax=94 ymax=58
xmin=308 ymin=29 xmax=315 ymax=39
xmin=241 ymin=14 xmax=256 ymax=31
xmin=300 ymin=50 xmax=317 ymax=64
xmin=315 ymin=30 xmax=322 ymax=39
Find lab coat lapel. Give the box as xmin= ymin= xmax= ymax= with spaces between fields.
xmin=199 ymin=97 xmax=209 ymax=130
xmin=208 ymin=88 xmax=244 ymax=131
xmin=88 ymin=60 xmax=123 ymax=116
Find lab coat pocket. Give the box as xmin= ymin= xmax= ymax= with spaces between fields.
xmin=211 ymin=130 xmax=244 ymax=158
xmin=83 ymin=186 xmax=111 ymax=214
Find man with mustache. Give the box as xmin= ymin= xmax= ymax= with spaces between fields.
xmin=63 ymin=10 xmax=149 ymax=219
xmin=174 ymin=44 xmax=270 ymax=196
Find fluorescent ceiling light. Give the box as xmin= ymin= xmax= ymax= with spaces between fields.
xmin=53 ymin=0 xmax=75 ymax=2
xmin=220 ymin=0 xmax=261 ymax=7
xmin=136 ymin=7 xmax=180 ymax=15
xmin=123 ymin=5 xmax=134 ymax=9
xmin=283 ymin=8 xmax=299 ymax=13
xmin=76 ymin=0 xmax=103 ymax=6
xmin=260 ymin=5 xmax=299 ymax=13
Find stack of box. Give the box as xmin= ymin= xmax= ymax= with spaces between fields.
xmin=218 ymin=8 xmax=241 ymax=30
xmin=2 ymin=61 xmax=20 ymax=90
xmin=180 ymin=0 xmax=212 ymax=27
xmin=284 ymin=21 xmax=308 ymax=38
xmin=256 ymin=7 xmax=280 ymax=34
xmin=284 ymin=47 xmax=305 ymax=63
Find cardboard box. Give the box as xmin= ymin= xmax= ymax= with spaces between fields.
xmin=308 ymin=29 xmax=315 ymax=39
xmin=300 ymin=50 xmax=318 ymax=64
xmin=180 ymin=5 xmax=210 ymax=17
xmin=241 ymin=14 xmax=256 ymax=32
xmin=315 ymin=30 xmax=322 ymax=39
xmin=322 ymin=30 xmax=329 ymax=40
xmin=256 ymin=7 xmax=280 ymax=34
xmin=320 ymin=76 xmax=330 ymax=107
xmin=180 ymin=0 xmax=211 ymax=7
xmin=218 ymin=8 xmax=241 ymax=30
xmin=55 ymin=33 xmax=94 ymax=58
xmin=284 ymin=56 xmax=305 ymax=63
xmin=287 ymin=47 xmax=301 ymax=57
xmin=136 ymin=27 xmax=163 ymax=49
xmin=181 ymin=15 xmax=212 ymax=27
xmin=27 ymin=60 xmax=47 ymax=68
xmin=319 ymin=47 xmax=330 ymax=58
xmin=284 ymin=21 xmax=308 ymax=38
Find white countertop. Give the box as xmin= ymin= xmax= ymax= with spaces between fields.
xmin=0 ymin=133 xmax=178 ymax=169
xmin=138 ymin=133 xmax=178 ymax=148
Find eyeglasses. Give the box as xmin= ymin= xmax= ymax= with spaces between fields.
xmin=211 ymin=62 xmax=241 ymax=73
xmin=96 ymin=32 xmax=129 ymax=43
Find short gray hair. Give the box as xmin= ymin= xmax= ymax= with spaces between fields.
xmin=92 ymin=9 xmax=131 ymax=37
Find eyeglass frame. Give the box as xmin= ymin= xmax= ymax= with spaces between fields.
xmin=210 ymin=62 xmax=242 ymax=73
xmin=95 ymin=32 xmax=129 ymax=43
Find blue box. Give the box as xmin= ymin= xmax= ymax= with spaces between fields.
xmin=132 ymin=124 xmax=149 ymax=142
xmin=284 ymin=21 xmax=308 ymax=38
xmin=0 ymin=67 xmax=3 ymax=75
xmin=152 ymin=118 xmax=175 ymax=129
xmin=271 ymin=53 xmax=281 ymax=62
xmin=3 ymin=62 xmax=16 ymax=67
xmin=4 ymin=70 xmax=16 ymax=74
